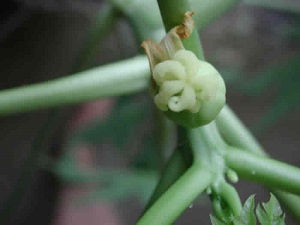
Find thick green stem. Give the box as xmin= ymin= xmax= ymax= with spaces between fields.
xmin=189 ymin=125 xmax=219 ymax=163
xmin=157 ymin=0 xmax=188 ymax=31
xmin=157 ymin=0 xmax=204 ymax=59
xmin=137 ymin=164 xmax=214 ymax=225
xmin=226 ymin=148 xmax=300 ymax=196
xmin=190 ymin=125 xmax=243 ymax=219
xmin=0 ymin=56 xmax=149 ymax=115
xmin=211 ymin=181 xmax=242 ymax=220
xmin=218 ymin=181 xmax=242 ymax=216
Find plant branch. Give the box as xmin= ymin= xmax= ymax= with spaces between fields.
xmin=211 ymin=181 xmax=242 ymax=220
xmin=137 ymin=164 xmax=214 ymax=225
xmin=157 ymin=0 xmax=204 ymax=59
xmin=0 ymin=56 xmax=149 ymax=115
xmin=225 ymin=148 xmax=300 ymax=196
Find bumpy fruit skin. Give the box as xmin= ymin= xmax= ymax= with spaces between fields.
xmin=142 ymin=11 xmax=226 ymax=128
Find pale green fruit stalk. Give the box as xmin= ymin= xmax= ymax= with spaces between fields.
xmin=142 ymin=12 xmax=226 ymax=128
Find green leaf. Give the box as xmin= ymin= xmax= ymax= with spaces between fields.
xmin=256 ymin=194 xmax=286 ymax=225
xmin=210 ymin=194 xmax=286 ymax=225
xmin=210 ymin=215 xmax=226 ymax=225
xmin=233 ymin=195 xmax=256 ymax=225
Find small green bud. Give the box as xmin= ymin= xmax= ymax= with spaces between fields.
xmin=226 ymin=169 xmax=239 ymax=183
xmin=142 ymin=12 xmax=226 ymax=128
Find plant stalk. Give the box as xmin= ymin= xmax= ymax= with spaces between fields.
xmin=157 ymin=0 xmax=204 ymax=59
xmin=226 ymin=148 xmax=300 ymax=196
xmin=0 ymin=56 xmax=149 ymax=115
xmin=137 ymin=164 xmax=214 ymax=225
